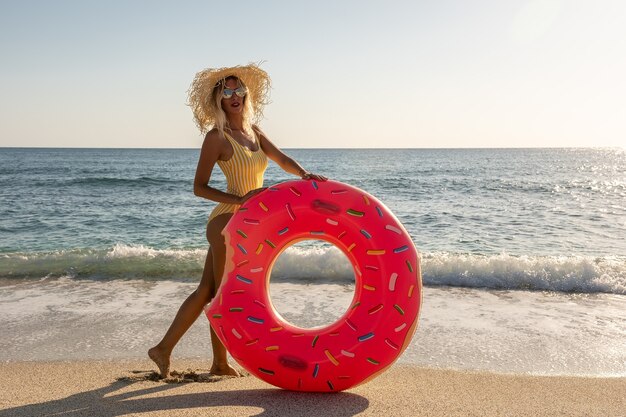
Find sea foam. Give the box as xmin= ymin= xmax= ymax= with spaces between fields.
xmin=1 ymin=244 xmax=624 ymax=294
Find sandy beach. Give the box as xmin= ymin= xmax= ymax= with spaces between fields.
xmin=0 ymin=360 xmax=624 ymax=417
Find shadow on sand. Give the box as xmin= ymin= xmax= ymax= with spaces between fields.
xmin=0 ymin=375 xmax=370 ymax=417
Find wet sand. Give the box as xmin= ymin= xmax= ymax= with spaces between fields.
xmin=0 ymin=359 xmax=624 ymax=416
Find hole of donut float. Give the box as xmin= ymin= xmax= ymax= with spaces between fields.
xmin=268 ymin=239 xmax=356 ymax=330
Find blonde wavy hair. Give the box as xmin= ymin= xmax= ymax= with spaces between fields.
xmin=187 ymin=63 xmax=271 ymax=137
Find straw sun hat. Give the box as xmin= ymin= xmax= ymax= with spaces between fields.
xmin=187 ymin=63 xmax=271 ymax=133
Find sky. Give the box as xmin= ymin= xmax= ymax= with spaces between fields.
xmin=0 ymin=0 xmax=625 ymax=149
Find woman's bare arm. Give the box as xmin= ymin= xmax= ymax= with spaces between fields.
xmin=254 ymin=125 xmax=327 ymax=181
xmin=193 ymin=131 xmax=245 ymax=204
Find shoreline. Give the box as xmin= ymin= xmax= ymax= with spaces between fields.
xmin=1 ymin=359 xmax=624 ymax=416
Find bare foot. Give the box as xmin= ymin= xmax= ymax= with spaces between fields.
xmin=148 ymin=346 xmax=171 ymax=378
xmin=210 ymin=362 xmax=241 ymax=377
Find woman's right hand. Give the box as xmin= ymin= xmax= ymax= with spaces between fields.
xmin=301 ymin=172 xmax=328 ymax=181
xmin=238 ymin=188 xmax=267 ymax=205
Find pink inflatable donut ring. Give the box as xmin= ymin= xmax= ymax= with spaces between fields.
xmin=205 ymin=179 xmax=422 ymax=392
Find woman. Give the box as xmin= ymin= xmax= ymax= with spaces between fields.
xmin=149 ymin=64 xmax=326 ymax=377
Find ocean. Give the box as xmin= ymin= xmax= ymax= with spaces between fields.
xmin=1 ymin=147 xmax=624 ymax=376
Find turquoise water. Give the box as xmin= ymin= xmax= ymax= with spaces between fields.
xmin=1 ymin=147 xmax=624 ymax=293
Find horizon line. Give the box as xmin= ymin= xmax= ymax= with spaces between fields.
xmin=1 ymin=146 xmax=621 ymax=151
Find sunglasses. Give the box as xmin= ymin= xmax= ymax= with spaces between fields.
xmin=222 ymin=87 xmax=247 ymax=99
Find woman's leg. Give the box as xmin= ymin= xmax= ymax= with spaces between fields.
xmin=206 ymin=213 xmax=240 ymax=376
xmin=148 ymin=213 xmax=234 ymax=377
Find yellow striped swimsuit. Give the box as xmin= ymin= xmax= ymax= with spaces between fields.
xmin=208 ymin=131 xmax=268 ymax=223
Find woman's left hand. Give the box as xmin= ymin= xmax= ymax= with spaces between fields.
xmin=238 ymin=187 xmax=267 ymax=204
xmin=301 ymin=172 xmax=328 ymax=181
